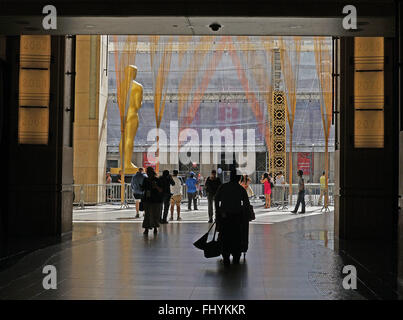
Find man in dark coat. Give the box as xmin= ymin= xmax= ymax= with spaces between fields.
xmin=214 ymin=169 xmax=250 ymax=265
xmin=205 ymin=170 xmax=221 ymax=223
xmin=159 ymin=170 xmax=175 ymax=224
xmin=142 ymin=167 xmax=163 ymax=235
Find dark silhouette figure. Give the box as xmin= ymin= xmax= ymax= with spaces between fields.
xmin=215 ymin=169 xmax=250 ymax=265
xmin=142 ymin=167 xmax=163 ymax=235
xmin=159 ymin=170 xmax=175 ymax=224
xmin=205 ymin=170 xmax=222 ymax=223
xmin=291 ymin=169 xmax=306 ymax=214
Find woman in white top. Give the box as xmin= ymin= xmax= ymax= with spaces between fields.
xmin=170 ymin=170 xmax=183 ymax=220
xmin=240 ymin=174 xmax=254 ymax=198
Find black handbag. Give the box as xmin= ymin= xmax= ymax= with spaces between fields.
xmin=193 ymin=222 xmax=215 ymax=249
xmin=248 ymin=204 xmax=255 ymax=221
xmin=193 ymin=222 xmax=221 ymax=258
xmin=242 ymin=203 xmax=255 ymax=221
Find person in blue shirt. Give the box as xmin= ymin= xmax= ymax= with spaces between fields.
xmin=185 ymin=172 xmax=198 ymax=210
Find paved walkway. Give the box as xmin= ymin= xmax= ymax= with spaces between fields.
xmin=0 ymin=208 xmax=365 ymax=300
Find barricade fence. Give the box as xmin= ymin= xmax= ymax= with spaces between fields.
xmin=73 ymin=182 xmax=334 ymax=209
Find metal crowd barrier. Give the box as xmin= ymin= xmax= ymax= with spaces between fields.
xmin=73 ymin=183 xmax=135 ymax=208
xmin=243 ymin=183 xmax=334 ymax=208
xmin=73 ymin=182 xmax=334 ymax=209
xmin=256 ymin=183 xmax=335 ymax=208
xmin=73 ymin=183 xmax=189 ymax=208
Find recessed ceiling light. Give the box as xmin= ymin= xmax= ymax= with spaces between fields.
xmin=209 ymin=23 xmax=222 ymax=32
xmin=289 ymin=25 xmax=303 ymax=29
xmin=85 ymin=24 xmax=96 ymax=29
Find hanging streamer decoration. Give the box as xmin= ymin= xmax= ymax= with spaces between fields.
xmin=314 ymin=37 xmax=332 ymax=208
xmin=112 ymin=35 xmax=138 ymax=203
xmin=231 ymin=36 xmax=273 ymax=153
xmin=148 ymin=36 xmax=174 ymax=173
xmin=279 ymin=36 xmax=301 ymax=203
xmin=177 ymin=36 xmax=216 ymax=123
xmin=180 ymin=36 xmax=229 ymax=129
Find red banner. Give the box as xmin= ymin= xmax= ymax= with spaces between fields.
xmin=143 ymin=152 xmax=157 ymax=171
xmin=297 ymin=152 xmax=313 ymax=176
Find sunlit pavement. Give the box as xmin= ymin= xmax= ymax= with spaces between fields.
xmin=73 ymin=198 xmax=332 ymax=225
xmin=0 ymin=209 xmax=365 ymax=300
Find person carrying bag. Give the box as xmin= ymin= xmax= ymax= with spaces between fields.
xmin=193 ymin=221 xmax=221 ymax=258
xmin=214 ymin=168 xmax=251 ymax=265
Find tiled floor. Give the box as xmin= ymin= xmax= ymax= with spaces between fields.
xmin=0 ymin=211 xmax=364 ymax=300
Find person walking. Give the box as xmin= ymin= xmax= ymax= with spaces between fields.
xmin=170 ymin=170 xmax=182 ymax=221
xmin=159 ymin=170 xmax=175 ymax=224
xmin=291 ymin=169 xmax=306 ymax=214
xmin=186 ymin=172 xmax=198 ymax=211
xmin=142 ymin=167 xmax=163 ymax=235
xmin=130 ymin=167 xmax=147 ymax=218
xmin=260 ymin=173 xmax=272 ymax=208
xmin=215 ymin=169 xmax=250 ymax=265
xmin=205 ymin=170 xmax=222 ymax=223
xmin=318 ymin=171 xmax=328 ymax=206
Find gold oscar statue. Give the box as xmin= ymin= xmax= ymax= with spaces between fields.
xmin=112 ymin=65 xmax=143 ymax=175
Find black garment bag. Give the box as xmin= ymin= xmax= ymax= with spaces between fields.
xmin=193 ymin=222 xmax=221 ymax=258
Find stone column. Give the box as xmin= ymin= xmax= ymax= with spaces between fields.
xmin=336 ymin=37 xmax=399 ymax=298
xmin=2 ymin=35 xmax=74 ymax=247
xmin=73 ymin=35 xmax=108 ymax=203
